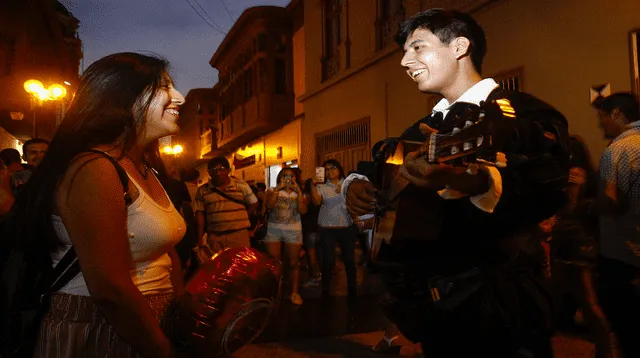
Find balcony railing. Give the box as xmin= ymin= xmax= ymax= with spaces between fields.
xmin=321 ymin=53 xmax=340 ymax=82
xmin=377 ymin=11 xmax=405 ymax=50
xmin=217 ymin=93 xmax=293 ymax=149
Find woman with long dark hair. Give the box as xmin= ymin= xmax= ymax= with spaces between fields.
xmin=264 ymin=167 xmax=307 ymax=305
xmin=311 ymin=159 xmax=357 ymax=298
xmin=14 ymin=52 xmax=187 ymax=357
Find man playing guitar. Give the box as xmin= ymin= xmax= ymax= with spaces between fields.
xmin=343 ymin=9 xmax=570 ymax=357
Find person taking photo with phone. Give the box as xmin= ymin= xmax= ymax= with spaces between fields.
xmin=264 ymin=167 xmax=307 ymax=305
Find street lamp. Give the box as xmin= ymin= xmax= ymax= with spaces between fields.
xmin=163 ymin=144 xmax=183 ymax=155
xmin=23 ymin=79 xmax=68 ymax=137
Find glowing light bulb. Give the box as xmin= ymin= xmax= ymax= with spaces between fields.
xmin=23 ymin=79 xmax=44 ymax=94
xmin=48 ymin=84 xmax=67 ymax=99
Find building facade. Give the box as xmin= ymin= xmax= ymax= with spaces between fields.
xmin=0 ymin=0 xmax=82 ymax=144
xmin=170 ymin=87 xmax=218 ymax=181
xmin=204 ymin=4 xmax=304 ymax=186
xmin=298 ymin=0 xmax=640 ymax=176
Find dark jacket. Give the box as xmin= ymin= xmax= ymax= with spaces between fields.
xmin=379 ymin=89 xmax=570 ymax=275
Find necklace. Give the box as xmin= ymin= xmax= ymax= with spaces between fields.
xmin=124 ymin=153 xmax=149 ymax=180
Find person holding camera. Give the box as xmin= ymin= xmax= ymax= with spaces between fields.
xmin=310 ymin=159 xmax=357 ymax=299
xmin=264 ymin=167 xmax=307 ymax=305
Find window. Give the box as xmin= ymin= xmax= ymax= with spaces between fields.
xmin=244 ymin=68 xmax=253 ymax=100
xmin=221 ymin=91 xmax=228 ymax=118
xmin=276 ymin=35 xmax=287 ymax=54
xmin=259 ymin=58 xmax=267 ymax=93
xmin=274 ymin=58 xmax=286 ymax=94
xmin=257 ymin=33 xmax=267 ymax=52
xmin=322 ymin=0 xmax=342 ymax=82
xmin=324 ymin=0 xmax=342 ymax=58
xmin=316 ymin=118 xmax=370 ymax=174
xmin=377 ymin=0 xmax=404 ymax=50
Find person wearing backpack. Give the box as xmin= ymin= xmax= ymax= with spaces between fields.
xmin=1 ymin=53 xmax=190 ymax=357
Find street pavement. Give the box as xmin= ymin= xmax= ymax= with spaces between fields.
xmin=235 ymin=245 xmax=595 ymax=357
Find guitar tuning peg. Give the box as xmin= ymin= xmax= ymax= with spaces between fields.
xmin=477 ymin=135 xmax=484 ymax=146
xmin=464 ymin=121 xmax=473 ymax=129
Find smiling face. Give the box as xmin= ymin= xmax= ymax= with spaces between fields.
xmin=140 ymin=73 xmax=185 ymax=141
xmin=597 ymin=108 xmax=625 ymax=139
xmin=400 ymin=28 xmax=458 ymax=95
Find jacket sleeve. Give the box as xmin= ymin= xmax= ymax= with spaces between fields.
xmin=446 ymin=103 xmax=570 ymax=236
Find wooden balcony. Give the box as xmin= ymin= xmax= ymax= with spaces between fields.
xmin=200 ymin=128 xmax=213 ymax=157
xmin=218 ymin=92 xmax=294 ymax=150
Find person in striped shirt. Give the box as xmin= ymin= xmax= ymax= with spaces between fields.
xmin=194 ymin=157 xmax=259 ymax=252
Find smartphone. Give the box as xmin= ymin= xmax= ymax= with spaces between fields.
xmin=315 ymin=166 xmax=325 ymax=183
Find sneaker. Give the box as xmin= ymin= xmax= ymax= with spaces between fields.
xmin=290 ymin=292 xmax=303 ymax=305
xmin=371 ymin=335 xmax=401 ymax=355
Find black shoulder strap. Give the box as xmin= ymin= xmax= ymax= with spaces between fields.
xmin=86 ymin=149 xmax=130 ymax=197
xmin=210 ymin=185 xmax=247 ymax=207
xmin=46 ymin=149 xmax=132 ymax=294
xmin=47 ymin=248 xmax=79 ymax=293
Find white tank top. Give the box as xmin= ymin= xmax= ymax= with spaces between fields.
xmin=52 ymin=173 xmax=186 ymax=296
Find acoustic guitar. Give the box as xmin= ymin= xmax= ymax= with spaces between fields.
xmin=380 ymin=98 xmax=516 ymax=205
xmin=367 ymin=98 xmax=517 ymax=260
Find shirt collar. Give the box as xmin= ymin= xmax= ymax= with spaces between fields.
xmin=611 ymin=120 xmax=640 ymax=144
xmin=627 ymin=120 xmax=640 ymax=129
xmin=432 ymin=78 xmax=500 ymax=115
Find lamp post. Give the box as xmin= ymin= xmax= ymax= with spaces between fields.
xmin=163 ymin=144 xmax=184 ymax=178
xmin=23 ymin=79 xmax=68 ymax=138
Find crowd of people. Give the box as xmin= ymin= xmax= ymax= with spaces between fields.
xmin=190 ymin=156 xmax=363 ymax=307
xmin=1 ymin=7 xmax=639 ymax=358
